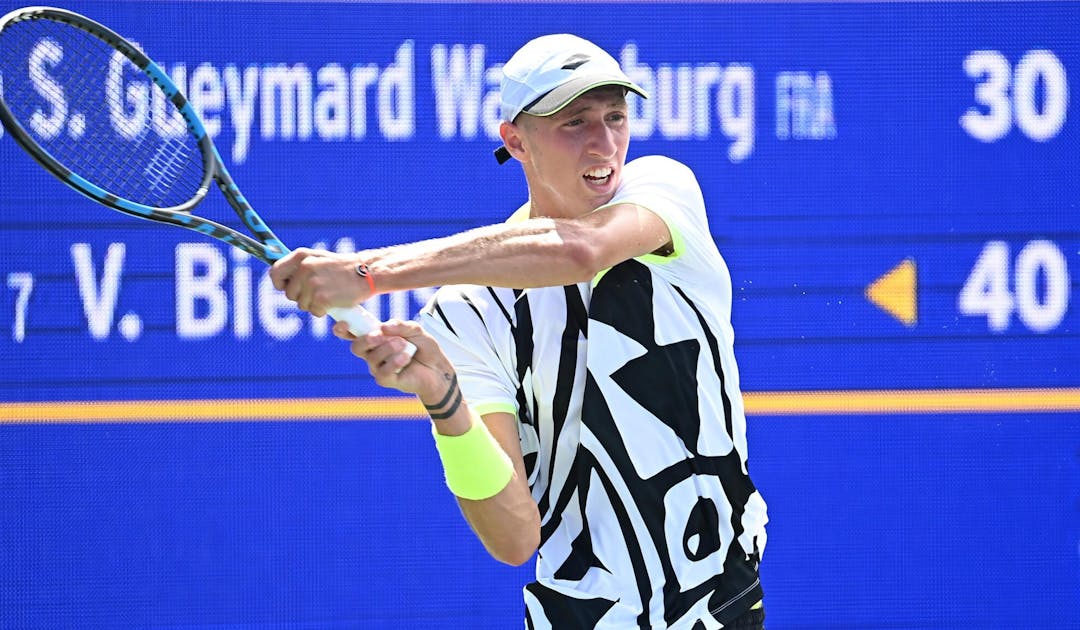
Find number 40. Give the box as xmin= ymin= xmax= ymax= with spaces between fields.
xmin=959 ymin=240 xmax=1070 ymax=332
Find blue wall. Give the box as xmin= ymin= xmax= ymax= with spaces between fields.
xmin=1 ymin=1 xmax=1077 ymax=627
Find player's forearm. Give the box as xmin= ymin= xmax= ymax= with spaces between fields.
xmin=458 ymin=483 xmax=541 ymax=567
xmin=420 ymin=381 xmax=541 ymax=566
xmin=364 ymin=219 xmax=602 ymax=291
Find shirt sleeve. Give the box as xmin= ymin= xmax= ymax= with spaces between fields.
xmin=418 ymin=287 xmax=520 ymax=419
xmin=596 ymin=155 xmax=723 ymax=285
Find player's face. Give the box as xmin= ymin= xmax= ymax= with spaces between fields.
xmin=517 ymin=88 xmax=630 ymax=218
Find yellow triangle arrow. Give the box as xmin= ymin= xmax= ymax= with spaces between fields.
xmin=865 ymin=258 xmax=917 ymax=326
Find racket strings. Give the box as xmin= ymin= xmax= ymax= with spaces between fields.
xmin=0 ymin=16 xmax=206 ymax=209
xmin=145 ymin=136 xmax=197 ymax=200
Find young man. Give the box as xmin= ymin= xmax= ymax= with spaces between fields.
xmin=270 ymin=34 xmax=768 ymax=629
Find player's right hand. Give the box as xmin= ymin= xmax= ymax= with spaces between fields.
xmin=333 ymin=319 xmax=451 ymax=402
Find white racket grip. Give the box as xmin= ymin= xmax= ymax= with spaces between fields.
xmin=326 ymin=305 xmax=418 ymax=360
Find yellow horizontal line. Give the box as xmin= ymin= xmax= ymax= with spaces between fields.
xmin=0 ymin=397 xmax=426 ymax=423
xmin=1 ymin=388 xmax=1079 ymax=424
xmin=744 ymin=387 xmax=1080 ymax=415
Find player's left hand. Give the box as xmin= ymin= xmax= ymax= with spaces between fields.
xmin=269 ymin=247 xmax=371 ymax=316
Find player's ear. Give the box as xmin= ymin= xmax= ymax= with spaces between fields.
xmin=499 ymin=120 xmax=528 ymax=164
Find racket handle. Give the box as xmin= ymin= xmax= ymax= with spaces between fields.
xmin=326 ymin=305 xmax=418 ymax=360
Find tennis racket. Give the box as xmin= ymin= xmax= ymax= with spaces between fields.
xmin=0 ymin=6 xmax=414 ymax=356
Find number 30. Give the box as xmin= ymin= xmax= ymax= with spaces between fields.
xmin=960 ymin=50 xmax=1068 ymax=142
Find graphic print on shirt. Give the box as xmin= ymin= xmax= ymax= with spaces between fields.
xmin=525 ymin=260 xmax=763 ymax=628
xmin=421 ymin=156 xmax=767 ymax=629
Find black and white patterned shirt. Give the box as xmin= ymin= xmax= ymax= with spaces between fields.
xmin=421 ymin=156 xmax=768 ymax=629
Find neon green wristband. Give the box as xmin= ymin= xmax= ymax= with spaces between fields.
xmin=431 ymin=417 xmax=514 ymax=500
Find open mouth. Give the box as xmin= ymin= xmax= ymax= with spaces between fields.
xmin=583 ymin=166 xmax=613 ymax=186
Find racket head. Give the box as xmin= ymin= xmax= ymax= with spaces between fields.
xmin=0 ymin=7 xmax=407 ymax=348
xmin=0 ymin=6 xmax=213 ymax=211
xmin=0 ymin=6 xmax=282 ymax=262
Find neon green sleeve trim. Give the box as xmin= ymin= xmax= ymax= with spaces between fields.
xmin=588 ymin=202 xmax=685 ymax=287
xmin=471 ymin=401 xmax=518 ymax=418
xmin=431 ymin=417 xmax=515 ymax=500
xmin=636 ymin=208 xmax=685 ymax=265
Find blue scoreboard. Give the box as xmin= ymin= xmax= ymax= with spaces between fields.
xmin=1 ymin=1 xmax=1077 ymax=628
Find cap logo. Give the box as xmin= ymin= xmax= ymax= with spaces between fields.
xmin=560 ymin=54 xmax=590 ymax=70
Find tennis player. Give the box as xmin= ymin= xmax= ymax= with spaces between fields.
xmin=270 ymin=33 xmax=768 ymax=629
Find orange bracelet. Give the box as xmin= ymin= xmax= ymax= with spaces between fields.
xmin=355 ymin=263 xmax=376 ymax=295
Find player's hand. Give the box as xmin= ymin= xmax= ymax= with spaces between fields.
xmin=269 ymin=247 xmax=371 ymax=316
xmin=333 ymin=319 xmax=452 ymax=401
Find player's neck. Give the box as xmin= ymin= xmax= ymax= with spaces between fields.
xmin=525 ymin=191 xmax=593 ymax=220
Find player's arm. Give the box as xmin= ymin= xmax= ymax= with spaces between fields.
xmin=454 ymin=410 xmax=541 ymax=566
xmin=341 ymin=319 xmax=540 ymax=566
xmin=371 ymin=202 xmax=673 ymax=288
xmin=269 ymin=202 xmax=671 ymax=316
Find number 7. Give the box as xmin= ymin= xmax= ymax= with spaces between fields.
xmin=7 ymin=272 xmax=33 ymax=343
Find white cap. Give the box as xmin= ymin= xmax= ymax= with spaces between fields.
xmin=495 ymin=34 xmax=648 ymax=164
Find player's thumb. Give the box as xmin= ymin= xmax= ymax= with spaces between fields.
xmin=380 ymin=318 xmax=423 ymax=340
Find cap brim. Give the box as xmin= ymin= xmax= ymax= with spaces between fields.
xmin=496 ymin=76 xmax=649 ymax=164
xmin=522 ymin=75 xmax=648 ymax=117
